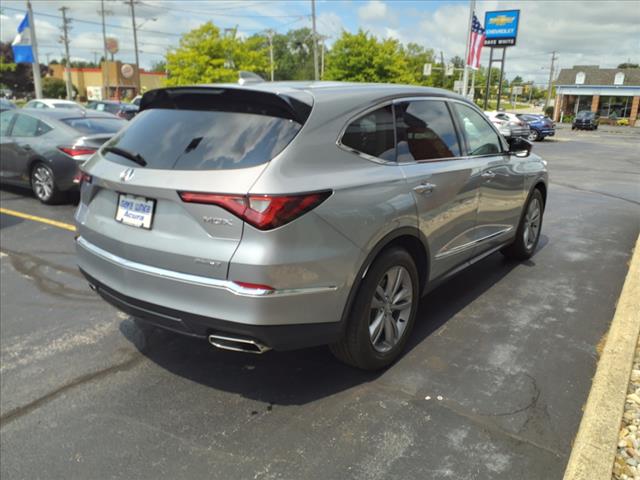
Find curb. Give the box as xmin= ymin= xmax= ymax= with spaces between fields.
xmin=563 ymin=235 xmax=640 ymax=480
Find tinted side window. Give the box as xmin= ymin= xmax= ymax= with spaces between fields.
xmin=0 ymin=111 xmax=15 ymax=136
xmin=341 ymin=105 xmax=395 ymax=161
xmin=395 ymin=100 xmax=460 ymax=161
xmin=453 ymin=104 xmax=502 ymax=156
xmin=11 ymin=114 xmax=51 ymax=137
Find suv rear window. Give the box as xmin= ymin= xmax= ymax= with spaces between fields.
xmin=102 ymin=108 xmax=303 ymax=170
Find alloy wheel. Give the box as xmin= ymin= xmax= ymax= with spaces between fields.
xmin=32 ymin=164 xmax=54 ymax=201
xmin=523 ymin=197 xmax=541 ymax=250
xmin=527 ymin=130 xmax=539 ymax=141
xmin=369 ymin=266 xmax=413 ymax=353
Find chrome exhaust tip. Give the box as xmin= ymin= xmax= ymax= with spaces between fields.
xmin=208 ymin=334 xmax=271 ymax=354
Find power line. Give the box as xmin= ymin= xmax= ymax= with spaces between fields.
xmin=137 ymin=0 xmax=307 ymax=18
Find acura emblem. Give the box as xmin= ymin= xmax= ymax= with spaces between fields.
xmin=120 ymin=168 xmax=135 ymax=182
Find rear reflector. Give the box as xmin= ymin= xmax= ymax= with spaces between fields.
xmin=179 ymin=190 xmax=331 ymax=230
xmin=233 ymin=281 xmax=275 ymax=293
xmin=73 ymin=171 xmax=93 ymax=184
xmin=59 ymin=146 xmax=97 ymax=158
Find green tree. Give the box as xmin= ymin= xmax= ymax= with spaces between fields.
xmin=150 ymin=60 xmax=166 ymax=72
xmin=617 ymin=62 xmax=639 ymax=69
xmin=403 ymin=42 xmax=435 ymax=86
xmin=268 ymin=28 xmax=315 ymax=80
xmin=324 ymin=30 xmax=412 ymax=84
xmin=42 ymin=76 xmax=77 ymax=98
xmin=165 ymin=22 xmax=268 ymax=86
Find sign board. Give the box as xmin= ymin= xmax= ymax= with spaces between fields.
xmin=121 ymin=63 xmax=134 ymax=79
xmin=445 ymin=63 xmax=454 ymax=76
xmin=484 ymin=10 xmax=520 ymax=47
xmin=105 ymin=37 xmax=119 ymax=55
xmin=453 ymin=80 xmax=463 ymax=93
xmin=512 ymin=85 xmax=523 ymax=95
xmin=87 ymin=86 xmax=102 ymax=101
xmin=422 ymin=63 xmax=432 ymax=76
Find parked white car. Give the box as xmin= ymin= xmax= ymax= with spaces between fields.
xmin=484 ymin=111 xmax=530 ymax=139
xmin=24 ymin=99 xmax=85 ymax=111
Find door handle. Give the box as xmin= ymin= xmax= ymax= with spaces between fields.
xmin=481 ymin=170 xmax=496 ymax=179
xmin=413 ymin=182 xmax=436 ymax=195
xmin=18 ymin=144 xmax=33 ymax=150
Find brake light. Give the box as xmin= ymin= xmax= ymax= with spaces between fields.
xmin=73 ymin=171 xmax=93 ymax=184
xmin=179 ymin=190 xmax=331 ymax=230
xmin=58 ymin=146 xmax=97 ymax=158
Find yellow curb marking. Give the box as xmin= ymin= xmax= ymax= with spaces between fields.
xmin=563 ymin=234 xmax=640 ymax=480
xmin=0 ymin=207 xmax=77 ymax=232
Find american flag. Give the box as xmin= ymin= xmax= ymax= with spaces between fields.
xmin=466 ymin=13 xmax=485 ymax=70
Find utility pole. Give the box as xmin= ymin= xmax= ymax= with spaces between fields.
xmin=45 ymin=53 xmax=51 ymax=65
xmin=100 ymin=0 xmax=111 ymax=100
xmin=265 ymin=29 xmax=275 ymax=81
xmin=545 ymin=51 xmax=557 ymax=110
xmin=92 ymin=50 xmax=99 ymax=66
xmin=59 ymin=7 xmax=73 ymax=100
xmin=126 ymin=0 xmax=141 ymax=95
xmin=318 ymin=34 xmax=329 ymax=79
xmin=26 ymin=0 xmax=43 ymax=99
xmin=440 ymin=51 xmax=445 ymax=88
xmin=461 ymin=0 xmax=475 ymax=98
xmin=311 ymin=0 xmax=319 ymax=81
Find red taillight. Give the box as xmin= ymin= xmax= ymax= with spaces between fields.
xmin=58 ymin=146 xmax=97 ymax=158
xmin=233 ymin=281 xmax=275 ymax=292
xmin=179 ymin=190 xmax=331 ymax=230
xmin=73 ymin=171 xmax=93 ymax=184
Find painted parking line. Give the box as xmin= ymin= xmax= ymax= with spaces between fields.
xmin=0 ymin=207 xmax=76 ymax=232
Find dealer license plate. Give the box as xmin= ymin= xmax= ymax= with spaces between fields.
xmin=115 ymin=194 xmax=155 ymax=229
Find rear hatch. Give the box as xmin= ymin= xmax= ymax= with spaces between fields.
xmin=76 ymin=86 xmax=312 ymax=280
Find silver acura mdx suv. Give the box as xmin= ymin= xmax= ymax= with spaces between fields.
xmin=75 ymin=82 xmax=547 ymax=370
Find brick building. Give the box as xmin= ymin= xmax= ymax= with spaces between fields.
xmin=553 ymin=66 xmax=640 ymax=126
xmin=49 ymin=61 xmax=166 ymax=101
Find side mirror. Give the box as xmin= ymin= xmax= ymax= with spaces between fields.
xmin=508 ymin=136 xmax=532 ymax=158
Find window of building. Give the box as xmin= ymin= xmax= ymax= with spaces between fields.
xmin=395 ymin=100 xmax=460 ymax=161
xmin=575 ymin=72 xmax=586 ymax=85
xmin=340 ymin=105 xmax=395 ymax=161
xmin=452 ymin=103 xmax=502 ymax=156
xmin=614 ymin=72 xmax=625 ymax=85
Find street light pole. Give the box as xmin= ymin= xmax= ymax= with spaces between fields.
xmin=59 ymin=6 xmax=73 ymax=100
xmin=311 ymin=0 xmax=319 ymax=81
xmin=26 ymin=0 xmax=43 ymax=99
xmin=100 ymin=0 xmax=110 ymax=100
xmin=545 ymin=51 xmax=557 ymax=111
xmin=461 ymin=0 xmax=475 ymax=97
xmin=127 ymin=0 xmax=141 ymax=95
xmin=266 ymin=29 xmax=275 ymax=81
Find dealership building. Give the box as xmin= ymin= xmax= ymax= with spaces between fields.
xmin=49 ymin=61 xmax=166 ymax=101
xmin=553 ymin=66 xmax=640 ymax=126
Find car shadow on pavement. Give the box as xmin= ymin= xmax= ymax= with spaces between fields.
xmin=121 ymin=241 xmax=548 ymax=406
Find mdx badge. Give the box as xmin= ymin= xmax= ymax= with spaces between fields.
xmin=202 ymin=216 xmax=233 ymax=226
xmin=120 ymin=168 xmax=135 ymax=182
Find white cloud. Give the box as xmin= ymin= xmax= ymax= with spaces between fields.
xmin=358 ymin=0 xmax=388 ymax=22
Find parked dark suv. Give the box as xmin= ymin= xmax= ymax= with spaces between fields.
xmin=572 ymin=110 xmax=599 ymax=130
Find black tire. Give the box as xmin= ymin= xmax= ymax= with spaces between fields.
xmin=571 ymin=126 xmax=576 ymax=130
xmin=527 ymin=129 xmax=539 ymax=142
xmin=501 ymin=188 xmax=544 ymax=260
xmin=330 ymin=247 xmax=420 ymax=370
xmin=31 ymin=162 xmax=65 ymax=204
xmin=594 ymin=125 xmax=598 ymax=130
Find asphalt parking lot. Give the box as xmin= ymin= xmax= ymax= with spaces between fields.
xmin=1 ymin=126 xmax=639 ymax=479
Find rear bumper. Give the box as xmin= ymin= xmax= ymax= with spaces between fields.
xmin=76 ymin=236 xmax=345 ymax=349
xmin=81 ymin=269 xmax=342 ymax=350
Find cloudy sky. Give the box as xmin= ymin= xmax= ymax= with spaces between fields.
xmin=1 ymin=0 xmax=639 ymax=85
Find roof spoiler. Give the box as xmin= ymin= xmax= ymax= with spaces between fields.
xmin=139 ymin=86 xmax=312 ymax=124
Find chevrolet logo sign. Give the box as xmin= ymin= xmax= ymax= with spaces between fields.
xmin=489 ymin=15 xmax=515 ymax=26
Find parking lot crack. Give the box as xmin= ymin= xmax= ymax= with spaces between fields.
xmin=551 ymin=182 xmax=640 ymax=206
xmin=0 ymin=353 xmax=144 ymax=428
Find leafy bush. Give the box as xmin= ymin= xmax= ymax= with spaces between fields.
xmin=562 ymin=114 xmax=574 ymax=124
xmin=42 ymin=77 xmax=77 ymax=99
xmin=617 ymin=118 xmax=629 ymax=126
xmin=544 ymin=106 xmax=554 ymax=117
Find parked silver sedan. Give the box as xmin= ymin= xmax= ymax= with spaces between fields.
xmin=0 ymin=109 xmax=126 ymax=203
xmin=75 ymin=82 xmax=547 ymax=370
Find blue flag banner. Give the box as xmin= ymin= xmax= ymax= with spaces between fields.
xmin=12 ymin=13 xmax=34 ymax=63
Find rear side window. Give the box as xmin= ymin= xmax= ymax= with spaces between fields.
xmin=453 ymin=104 xmax=502 ymax=156
xmin=103 ymin=108 xmax=303 ymax=170
xmin=11 ymin=114 xmax=52 ymax=137
xmin=395 ymin=100 xmax=460 ymax=161
xmin=340 ymin=105 xmax=395 ymax=161
xmin=62 ymin=117 xmax=126 ymax=134
xmin=0 ymin=111 xmax=15 ymax=136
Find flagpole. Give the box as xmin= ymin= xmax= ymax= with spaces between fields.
xmin=26 ymin=0 xmax=42 ymax=99
xmin=461 ymin=0 xmax=475 ymax=97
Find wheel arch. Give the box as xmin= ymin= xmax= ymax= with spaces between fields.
xmin=339 ymin=227 xmax=430 ymax=329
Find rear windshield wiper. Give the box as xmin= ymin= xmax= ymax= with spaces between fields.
xmin=102 ymin=146 xmax=147 ymax=167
